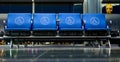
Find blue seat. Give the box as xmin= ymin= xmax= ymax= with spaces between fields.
xmin=82 ymin=14 xmax=107 ymax=30
xmin=33 ymin=13 xmax=57 ymax=30
xmin=58 ymin=13 xmax=82 ymax=30
xmin=6 ymin=13 xmax=32 ymax=30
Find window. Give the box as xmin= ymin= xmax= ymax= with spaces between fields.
xmin=102 ymin=4 xmax=120 ymax=14
xmin=35 ymin=3 xmax=83 ymax=13
xmin=0 ymin=3 xmax=32 ymax=13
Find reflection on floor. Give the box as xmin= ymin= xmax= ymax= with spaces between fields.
xmin=0 ymin=48 xmax=119 ymax=62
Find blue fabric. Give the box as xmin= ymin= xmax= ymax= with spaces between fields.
xmin=58 ymin=13 xmax=82 ymax=30
xmin=33 ymin=13 xmax=57 ymax=30
xmin=82 ymin=14 xmax=107 ymax=30
xmin=6 ymin=13 xmax=32 ymax=30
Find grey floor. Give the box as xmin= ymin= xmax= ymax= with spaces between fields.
xmin=0 ymin=45 xmax=119 ymax=62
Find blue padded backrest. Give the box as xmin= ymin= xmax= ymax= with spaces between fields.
xmin=82 ymin=14 xmax=107 ymax=30
xmin=33 ymin=13 xmax=57 ymax=30
xmin=58 ymin=13 xmax=82 ymax=30
xmin=6 ymin=13 xmax=32 ymax=30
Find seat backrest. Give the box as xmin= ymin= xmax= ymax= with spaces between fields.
xmin=33 ymin=13 xmax=57 ymax=30
xmin=6 ymin=13 xmax=32 ymax=30
xmin=58 ymin=13 xmax=82 ymax=30
xmin=82 ymin=14 xmax=107 ymax=30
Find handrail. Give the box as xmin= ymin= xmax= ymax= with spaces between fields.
xmin=0 ymin=36 xmax=111 ymax=39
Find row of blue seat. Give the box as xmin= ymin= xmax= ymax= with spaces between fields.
xmin=5 ymin=13 xmax=108 ymax=31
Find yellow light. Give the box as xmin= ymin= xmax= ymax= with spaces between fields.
xmin=106 ymin=4 xmax=113 ymax=14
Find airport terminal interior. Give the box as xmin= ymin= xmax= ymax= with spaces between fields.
xmin=0 ymin=0 xmax=120 ymax=62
